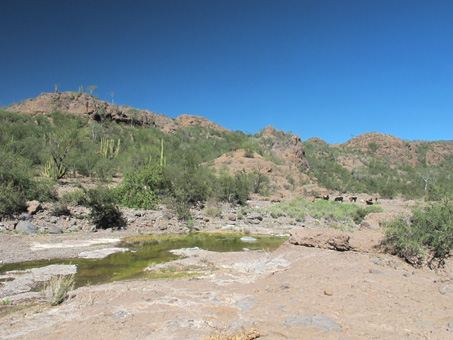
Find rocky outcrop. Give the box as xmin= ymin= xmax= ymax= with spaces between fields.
xmin=306 ymin=137 xmax=327 ymax=145
xmin=8 ymin=92 xmax=179 ymax=132
xmin=261 ymin=126 xmax=309 ymax=170
xmin=342 ymin=132 xmax=453 ymax=166
xmin=289 ymin=228 xmax=351 ymax=251
xmin=175 ymin=114 xmax=230 ymax=133
xmin=284 ymin=134 xmax=309 ymax=169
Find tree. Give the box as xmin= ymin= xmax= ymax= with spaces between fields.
xmin=109 ymin=92 xmax=115 ymax=104
xmin=418 ymin=169 xmax=437 ymax=192
xmin=44 ymin=127 xmax=79 ymax=180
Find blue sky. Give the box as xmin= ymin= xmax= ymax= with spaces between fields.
xmin=1 ymin=0 xmax=452 ymax=143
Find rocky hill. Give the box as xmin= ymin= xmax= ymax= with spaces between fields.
xmin=7 ymin=92 xmax=227 ymax=134
xmin=340 ymin=132 xmax=453 ymax=167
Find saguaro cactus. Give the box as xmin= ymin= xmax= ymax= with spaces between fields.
xmin=100 ymin=137 xmax=120 ymax=159
xmin=160 ymin=138 xmax=166 ymax=167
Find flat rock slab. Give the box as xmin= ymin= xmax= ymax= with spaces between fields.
xmin=30 ymin=238 xmax=121 ymax=250
xmin=0 ymin=264 xmax=77 ymax=301
xmin=289 ymin=228 xmax=384 ymax=253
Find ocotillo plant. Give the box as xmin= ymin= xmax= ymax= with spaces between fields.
xmin=100 ymin=137 xmax=120 ymax=159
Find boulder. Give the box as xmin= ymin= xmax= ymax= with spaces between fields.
xmin=26 ymin=201 xmax=42 ymax=215
xmin=247 ymin=212 xmax=263 ymax=221
xmin=18 ymin=213 xmax=32 ymax=221
xmin=48 ymin=225 xmax=63 ymax=234
xmin=15 ymin=220 xmax=37 ymax=235
xmin=289 ymin=228 xmax=351 ymax=251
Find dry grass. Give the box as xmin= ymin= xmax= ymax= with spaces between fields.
xmin=43 ymin=274 xmax=75 ymax=306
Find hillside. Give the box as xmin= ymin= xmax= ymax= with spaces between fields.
xmin=2 ymin=91 xmax=453 ymax=207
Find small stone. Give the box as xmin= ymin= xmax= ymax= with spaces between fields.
xmin=448 ymin=322 xmax=453 ymax=329
xmin=324 ymin=289 xmax=333 ymax=296
xmin=439 ymin=284 xmax=453 ymax=295
xmin=112 ymin=311 xmax=134 ymax=320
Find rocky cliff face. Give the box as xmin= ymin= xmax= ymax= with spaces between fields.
xmin=262 ymin=126 xmax=309 ymax=170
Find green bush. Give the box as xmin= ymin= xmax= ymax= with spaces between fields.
xmin=114 ymin=162 xmax=166 ymax=210
xmin=0 ymin=182 xmax=27 ymax=217
xmin=216 ymin=170 xmax=251 ymax=205
xmin=382 ymin=200 xmax=453 ymax=268
xmin=83 ymin=187 xmax=125 ymax=229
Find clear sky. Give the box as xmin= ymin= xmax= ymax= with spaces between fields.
xmin=1 ymin=0 xmax=452 ymax=143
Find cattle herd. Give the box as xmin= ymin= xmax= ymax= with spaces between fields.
xmin=317 ymin=194 xmax=378 ymax=205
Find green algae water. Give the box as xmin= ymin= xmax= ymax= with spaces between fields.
xmin=0 ymin=233 xmax=286 ymax=288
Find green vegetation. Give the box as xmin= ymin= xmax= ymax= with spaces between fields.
xmin=265 ymin=196 xmax=382 ymax=230
xmin=1 ymin=102 xmax=452 ymax=222
xmin=303 ymin=140 xmax=453 ymax=200
xmin=382 ymin=199 xmax=453 ymax=268
xmin=82 ymin=187 xmax=126 ymax=229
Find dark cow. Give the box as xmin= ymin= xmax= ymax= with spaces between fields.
xmin=349 ymin=196 xmax=357 ymax=203
xmin=334 ymin=196 xmax=343 ymax=202
xmin=366 ymin=198 xmax=374 ymax=205
xmin=323 ymin=194 xmax=330 ymax=201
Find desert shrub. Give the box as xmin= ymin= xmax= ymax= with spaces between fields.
xmin=249 ymin=170 xmax=270 ymax=195
xmin=114 ymin=162 xmax=165 ymax=210
xmin=216 ymin=170 xmax=251 ymax=205
xmin=204 ymin=200 xmax=222 ymax=218
xmin=164 ymin=157 xmax=214 ymax=220
xmin=0 ymin=182 xmax=27 ymax=217
xmin=382 ymin=200 xmax=453 ymax=268
xmin=61 ymin=189 xmax=86 ymax=206
xmin=43 ymin=274 xmax=75 ymax=306
xmin=28 ymin=178 xmax=57 ymax=202
xmin=83 ymin=187 xmax=125 ymax=229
